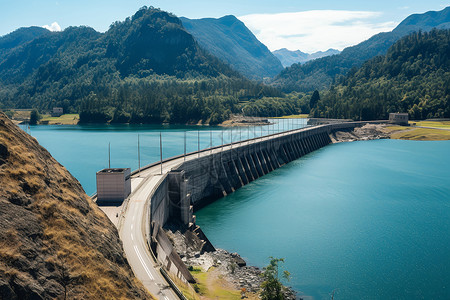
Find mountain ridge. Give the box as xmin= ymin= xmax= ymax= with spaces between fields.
xmin=180 ymin=15 xmax=283 ymax=80
xmin=273 ymin=48 xmax=340 ymax=67
xmin=271 ymin=6 xmax=450 ymax=92
xmin=312 ymin=29 xmax=450 ymax=120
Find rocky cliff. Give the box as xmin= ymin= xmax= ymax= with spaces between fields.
xmin=0 ymin=112 xmax=151 ymax=299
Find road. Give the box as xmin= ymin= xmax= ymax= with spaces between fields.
xmin=117 ymin=125 xmax=316 ymax=299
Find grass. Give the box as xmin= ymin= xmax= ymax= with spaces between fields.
xmin=167 ymin=272 xmax=199 ymax=300
xmin=409 ymin=120 xmax=450 ymax=129
xmin=386 ymin=126 xmax=450 ymax=140
xmin=40 ymin=114 xmax=79 ymax=125
xmin=189 ymin=267 xmax=259 ymax=300
xmin=274 ymin=114 xmax=309 ymax=119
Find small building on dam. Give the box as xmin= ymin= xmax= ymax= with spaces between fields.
xmin=96 ymin=168 xmax=131 ymax=203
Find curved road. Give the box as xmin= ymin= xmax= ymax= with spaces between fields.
xmin=116 ymin=125 xmax=316 ymax=299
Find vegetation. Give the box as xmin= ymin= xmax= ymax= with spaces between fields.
xmin=311 ymin=29 xmax=450 ymax=120
xmin=240 ymin=92 xmax=311 ymax=118
xmin=188 ymin=266 xmax=259 ymax=299
xmin=181 ymin=15 xmax=283 ymax=80
xmin=260 ymin=257 xmax=291 ymax=300
xmin=0 ymin=7 xmax=284 ymax=124
xmin=271 ymin=7 xmax=450 ymax=93
xmin=40 ymin=114 xmax=80 ymax=125
xmin=410 ymin=120 xmax=450 ymax=128
xmin=29 ymin=108 xmax=41 ymax=125
xmin=386 ymin=126 xmax=450 ymax=140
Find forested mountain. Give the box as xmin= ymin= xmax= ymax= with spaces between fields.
xmin=0 ymin=26 xmax=49 ymax=57
xmin=271 ymin=6 xmax=450 ymax=92
xmin=0 ymin=7 xmax=283 ymax=124
xmin=311 ymin=29 xmax=450 ymax=120
xmin=180 ymin=15 xmax=283 ymax=80
xmin=272 ymin=48 xmax=340 ymax=67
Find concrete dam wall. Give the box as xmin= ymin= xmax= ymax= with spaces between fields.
xmin=148 ymin=122 xmax=367 ymax=229
xmin=143 ymin=121 xmax=375 ymax=284
xmin=174 ymin=126 xmax=332 ymax=211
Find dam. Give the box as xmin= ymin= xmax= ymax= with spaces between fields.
xmin=118 ymin=121 xmax=383 ymax=289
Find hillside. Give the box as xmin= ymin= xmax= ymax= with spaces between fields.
xmin=0 ymin=7 xmax=283 ymax=124
xmin=0 ymin=112 xmax=151 ymax=299
xmin=272 ymin=48 xmax=340 ymax=67
xmin=180 ymin=15 xmax=283 ymax=80
xmin=311 ymin=29 xmax=450 ymax=120
xmin=271 ymin=6 xmax=450 ymax=92
xmin=0 ymin=27 xmax=49 ymax=57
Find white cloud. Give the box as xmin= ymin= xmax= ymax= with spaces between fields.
xmin=238 ymin=10 xmax=398 ymax=53
xmin=42 ymin=22 xmax=62 ymax=32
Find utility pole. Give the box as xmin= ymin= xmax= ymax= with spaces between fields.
xmin=159 ymin=132 xmax=163 ymax=175
xmin=137 ymin=134 xmax=141 ymax=177
xmin=184 ymin=131 xmax=186 ymax=161
xmin=230 ymin=128 xmax=233 ymax=149
xmin=197 ymin=130 xmax=200 ymax=158
xmin=108 ymin=142 xmax=111 ymax=169
xmin=210 ymin=130 xmax=212 ymax=154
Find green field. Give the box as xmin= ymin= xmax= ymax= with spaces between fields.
xmin=274 ymin=114 xmax=309 ymax=119
xmin=386 ymin=126 xmax=450 ymax=141
xmin=40 ymin=114 xmax=79 ymax=125
xmin=410 ymin=120 xmax=450 ymax=129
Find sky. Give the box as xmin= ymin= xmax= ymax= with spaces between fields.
xmin=0 ymin=0 xmax=449 ymax=53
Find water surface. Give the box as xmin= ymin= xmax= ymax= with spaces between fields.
xmin=27 ymin=119 xmax=304 ymax=195
xmin=196 ymin=139 xmax=450 ymax=300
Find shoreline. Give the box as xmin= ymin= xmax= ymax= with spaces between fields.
xmin=165 ymin=225 xmax=298 ymax=299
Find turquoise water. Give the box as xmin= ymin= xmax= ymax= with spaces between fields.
xmin=195 ymin=139 xmax=450 ymax=300
xmin=26 ymin=119 xmax=304 ymax=195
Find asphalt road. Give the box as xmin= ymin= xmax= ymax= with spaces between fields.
xmin=118 ymin=125 xmax=313 ymax=299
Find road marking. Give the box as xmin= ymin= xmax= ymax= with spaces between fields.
xmin=131 ymin=223 xmax=134 ymax=230
xmin=164 ymin=296 xmax=169 ymax=300
xmin=131 ymin=233 xmax=134 ymax=241
xmin=134 ymin=245 xmax=154 ymax=280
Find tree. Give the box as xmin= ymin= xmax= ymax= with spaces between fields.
xmin=29 ymin=109 xmax=41 ymax=125
xmin=260 ymin=257 xmax=291 ymax=300
xmin=310 ymin=90 xmax=320 ymax=109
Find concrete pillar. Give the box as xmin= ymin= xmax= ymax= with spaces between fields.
xmin=256 ymin=151 xmax=269 ymax=174
xmin=262 ymin=149 xmax=274 ymax=172
xmin=231 ymin=159 xmax=244 ymax=188
xmin=235 ymin=156 xmax=250 ymax=185
xmin=250 ymin=153 xmax=264 ymax=177
xmin=244 ymin=154 xmax=256 ymax=182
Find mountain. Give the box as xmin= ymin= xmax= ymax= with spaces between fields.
xmin=0 ymin=8 xmax=236 ymax=86
xmin=273 ymin=48 xmax=340 ymax=67
xmin=0 ymin=26 xmax=49 ymax=57
xmin=311 ymin=29 xmax=450 ymax=120
xmin=180 ymin=15 xmax=283 ymax=80
xmin=0 ymin=7 xmax=282 ymax=124
xmin=0 ymin=112 xmax=151 ymax=298
xmin=272 ymin=6 xmax=450 ymax=92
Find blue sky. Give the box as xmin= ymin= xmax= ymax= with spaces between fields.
xmin=1 ymin=0 xmax=449 ymax=52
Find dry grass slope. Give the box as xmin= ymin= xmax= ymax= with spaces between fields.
xmin=0 ymin=112 xmax=153 ymax=299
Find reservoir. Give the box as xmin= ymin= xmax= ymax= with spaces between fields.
xmin=28 ymin=119 xmax=302 ymax=195
xmin=29 ymin=124 xmax=450 ymax=299
xmin=196 ymin=139 xmax=450 ymax=299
